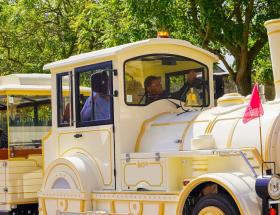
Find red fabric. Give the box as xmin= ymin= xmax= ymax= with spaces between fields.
xmin=269 ymin=208 xmax=277 ymax=215
xmin=242 ymin=83 xmax=264 ymax=124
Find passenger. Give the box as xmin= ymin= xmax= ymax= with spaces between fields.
xmin=144 ymin=75 xmax=166 ymax=104
xmin=174 ymin=69 xmax=203 ymax=101
xmin=80 ymin=72 xmax=111 ymax=121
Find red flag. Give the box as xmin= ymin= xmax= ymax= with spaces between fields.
xmin=242 ymin=83 xmax=264 ymax=124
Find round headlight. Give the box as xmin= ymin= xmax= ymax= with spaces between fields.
xmin=268 ymin=175 xmax=280 ymax=200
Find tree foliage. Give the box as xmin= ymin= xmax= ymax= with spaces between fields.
xmin=128 ymin=0 xmax=280 ymax=95
xmin=0 ymin=0 xmax=280 ymax=96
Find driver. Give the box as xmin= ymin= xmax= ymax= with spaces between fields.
xmin=144 ymin=76 xmax=166 ymax=104
xmin=174 ymin=69 xmax=203 ymax=101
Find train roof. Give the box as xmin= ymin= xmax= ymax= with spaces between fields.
xmin=0 ymin=73 xmax=51 ymax=95
xmin=43 ymin=38 xmax=219 ymax=71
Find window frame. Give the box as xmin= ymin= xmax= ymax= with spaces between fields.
xmin=56 ymin=71 xmax=73 ymax=128
xmin=74 ymin=61 xmax=114 ymax=128
xmin=123 ymin=53 xmax=210 ymax=107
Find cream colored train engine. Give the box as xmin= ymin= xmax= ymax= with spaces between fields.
xmin=39 ymin=19 xmax=280 ymax=215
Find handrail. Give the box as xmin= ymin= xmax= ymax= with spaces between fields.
xmin=240 ymin=151 xmax=258 ymax=178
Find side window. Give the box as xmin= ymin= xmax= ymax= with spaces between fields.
xmin=57 ymin=72 xmax=73 ymax=127
xmin=75 ymin=62 xmax=113 ymax=127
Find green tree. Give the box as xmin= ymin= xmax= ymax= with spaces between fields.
xmin=128 ymin=0 xmax=280 ymax=95
xmin=0 ymin=0 xmax=101 ymax=74
xmin=1 ymin=0 xmax=280 ymax=97
xmin=187 ymin=0 xmax=280 ymax=95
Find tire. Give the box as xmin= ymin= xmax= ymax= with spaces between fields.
xmin=192 ymin=194 xmax=239 ymax=215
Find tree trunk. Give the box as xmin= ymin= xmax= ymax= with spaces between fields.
xmin=237 ymin=70 xmax=252 ymax=96
xmin=235 ymin=48 xmax=253 ymax=96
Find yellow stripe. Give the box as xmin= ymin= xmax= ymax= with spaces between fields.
xmin=80 ymin=200 xmax=85 ymax=212
xmin=110 ymin=200 xmax=116 ymax=213
xmin=206 ymin=117 xmax=242 ymax=134
xmin=264 ymin=114 xmax=280 ymax=161
xmin=267 ymin=29 xmax=280 ymax=36
xmin=204 ymin=116 xmax=218 ymax=134
xmin=151 ymin=121 xmax=190 ymax=127
xmin=0 ymin=90 xmax=51 ymax=96
xmin=41 ymin=130 xmax=52 ymax=176
xmin=264 ymin=19 xmax=280 ymax=26
xmin=217 ymin=98 xmax=245 ymax=104
xmin=158 ymin=202 xmax=164 ymax=215
xmin=7 ymin=96 xmax=10 ymax=159
xmin=176 ymin=177 xmax=244 ymax=215
xmin=92 ymin=191 xmax=179 ymax=195
xmin=135 ymin=112 xmax=171 ymax=152
xmin=180 ymin=115 xmax=206 ymax=150
xmin=226 ymin=118 xmax=240 ymax=148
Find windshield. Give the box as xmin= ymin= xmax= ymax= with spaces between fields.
xmin=124 ymin=54 xmax=209 ymax=106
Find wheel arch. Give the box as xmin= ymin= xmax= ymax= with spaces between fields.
xmin=42 ymin=153 xmax=103 ymax=192
xmin=176 ymin=173 xmax=261 ymax=215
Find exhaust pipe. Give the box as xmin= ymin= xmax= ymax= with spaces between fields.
xmin=265 ymin=19 xmax=280 ymax=100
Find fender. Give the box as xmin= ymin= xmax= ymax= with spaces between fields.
xmin=176 ymin=172 xmax=261 ymax=215
xmin=39 ymin=153 xmax=103 ymax=214
xmin=41 ymin=153 xmax=102 ymax=192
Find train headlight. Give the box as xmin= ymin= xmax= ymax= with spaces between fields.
xmin=256 ymin=175 xmax=280 ymax=200
xmin=268 ymin=175 xmax=280 ymax=200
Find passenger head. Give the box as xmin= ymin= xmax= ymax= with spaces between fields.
xmin=91 ymin=72 xmax=109 ymax=96
xmin=186 ymin=69 xmax=197 ymax=84
xmin=144 ymin=76 xmax=163 ymax=96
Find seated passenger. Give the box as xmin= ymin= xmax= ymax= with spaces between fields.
xmin=80 ymin=72 xmax=111 ymax=121
xmin=144 ymin=76 xmax=166 ymax=104
xmin=173 ymin=69 xmax=203 ymax=102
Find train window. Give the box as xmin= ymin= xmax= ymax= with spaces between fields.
xmin=75 ymin=61 xmax=113 ymax=127
xmin=57 ymin=72 xmax=73 ymax=127
xmin=124 ymin=54 xmax=209 ymax=107
xmin=8 ymin=95 xmax=51 ymax=157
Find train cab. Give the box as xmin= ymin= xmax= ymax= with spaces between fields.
xmin=40 ymin=38 xmax=222 ymax=214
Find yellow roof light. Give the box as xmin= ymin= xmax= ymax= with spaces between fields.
xmin=157 ymin=31 xmax=169 ymax=38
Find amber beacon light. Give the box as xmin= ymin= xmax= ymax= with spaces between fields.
xmin=157 ymin=31 xmax=169 ymax=38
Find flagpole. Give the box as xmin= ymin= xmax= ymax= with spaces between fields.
xmin=258 ymin=87 xmax=264 ymax=176
xmin=258 ymin=115 xmax=263 ymax=163
xmin=242 ymin=83 xmax=264 ymax=175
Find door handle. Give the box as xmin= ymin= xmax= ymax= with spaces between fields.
xmin=74 ymin=133 xmax=83 ymax=138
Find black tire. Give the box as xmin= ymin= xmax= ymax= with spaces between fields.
xmin=192 ymin=194 xmax=239 ymax=215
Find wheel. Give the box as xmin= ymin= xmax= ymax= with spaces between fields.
xmin=192 ymin=194 xmax=239 ymax=215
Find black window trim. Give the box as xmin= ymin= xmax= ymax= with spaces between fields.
xmin=123 ymin=53 xmax=210 ymax=107
xmin=74 ymin=61 xmax=114 ymax=128
xmin=56 ymin=71 xmax=73 ymax=128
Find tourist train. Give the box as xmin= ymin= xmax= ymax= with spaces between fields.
xmin=2 ymin=19 xmax=280 ymax=215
